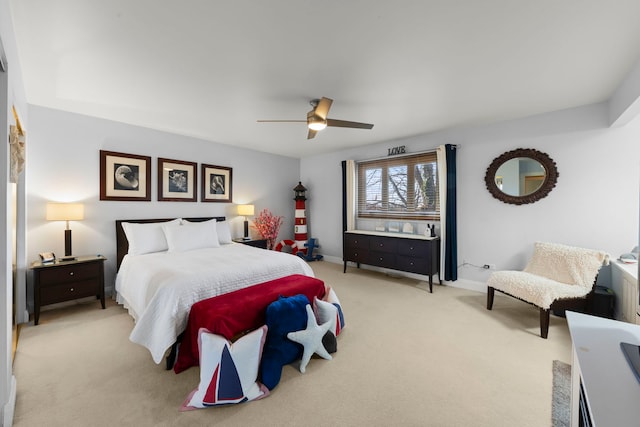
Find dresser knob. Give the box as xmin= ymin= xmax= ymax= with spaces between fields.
xmin=69 ymin=272 xmax=74 ymax=276
xmin=410 ymin=262 xmax=414 ymax=266
xmin=70 ymin=288 xmax=74 ymax=292
xmin=379 ymin=257 xmax=383 ymax=261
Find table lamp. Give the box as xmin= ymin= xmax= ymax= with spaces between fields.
xmin=46 ymin=203 xmax=84 ymax=260
xmin=237 ymin=204 xmax=254 ymax=240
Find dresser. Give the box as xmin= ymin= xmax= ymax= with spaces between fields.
xmin=31 ymin=255 xmax=106 ymax=325
xmin=343 ymin=231 xmax=441 ymax=292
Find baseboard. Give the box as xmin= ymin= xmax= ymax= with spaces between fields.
xmin=446 ymin=278 xmax=486 ymax=293
xmin=322 ymin=257 xmax=487 ymax=293
xmin=3 ymin=375 xmax=16 ymax=427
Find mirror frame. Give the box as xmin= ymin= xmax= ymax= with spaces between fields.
xmin=484 ymin=148 xmax=559 ymax=205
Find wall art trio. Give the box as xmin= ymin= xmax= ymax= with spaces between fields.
xmin=99 ymin=150 xmax=233 ymax=203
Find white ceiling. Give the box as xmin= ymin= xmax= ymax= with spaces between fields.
xmin=10 ymin=1 xmax=640 ymax=158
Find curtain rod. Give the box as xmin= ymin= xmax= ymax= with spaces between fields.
xmin=354 ymin=144 xmax=459 ymax=164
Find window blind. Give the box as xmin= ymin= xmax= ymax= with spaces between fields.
xmin=357 ymin=151 xmax=440 ymax=220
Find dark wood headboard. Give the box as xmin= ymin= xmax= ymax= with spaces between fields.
xmin=115 ymin=217 xmax=226 ymax=270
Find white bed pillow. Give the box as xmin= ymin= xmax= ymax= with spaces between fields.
xmin=122 ymin=219 xmax=181 ymax=255
xmin=183 ymin=218 xmax=232 ymax=245
xmin=163 ymin=219 xmax=220 ymax=252
xmin=216 ymin=221 xmax=233 ymax=244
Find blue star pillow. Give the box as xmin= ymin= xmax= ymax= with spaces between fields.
xmin=260 ymin=294 xmax=309 ymax=390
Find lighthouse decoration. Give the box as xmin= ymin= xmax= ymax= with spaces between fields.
xmin=293 ymin=182 xmax=308 ymax=255
xmin=274 ymin=182 xmax=323 ymax=260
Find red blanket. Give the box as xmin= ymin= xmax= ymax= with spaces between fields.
xmin=174 ymin=274 xmax=325 ymax=373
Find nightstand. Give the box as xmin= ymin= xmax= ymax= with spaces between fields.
xmin=31 ymin=255 xmax=106 ymax=325
xmin=232 ymin=238 xmax=268 ymax=249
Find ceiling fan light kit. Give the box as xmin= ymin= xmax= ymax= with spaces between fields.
xmin=258 ymin=97 xmax=374 ymax=139
xmin=307 ymin=116 xmax=327 ymax=131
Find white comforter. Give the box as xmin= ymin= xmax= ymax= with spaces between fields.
xmin=115 ymin=243 xmax=314 ymax=363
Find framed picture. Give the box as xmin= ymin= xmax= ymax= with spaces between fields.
xmin=158 ymin=158 xmax=197 ymax=202
xmin=201 ymin=164 xmax=233 ymax=203
xmin=100 ymin=150 xmax=151 ymax=201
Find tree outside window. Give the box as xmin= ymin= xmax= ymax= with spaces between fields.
xmin=357 ymin=152 xmax=439 ymax=220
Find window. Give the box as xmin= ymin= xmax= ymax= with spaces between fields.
xmin=357 ymin=152 xmax=439 ymax=220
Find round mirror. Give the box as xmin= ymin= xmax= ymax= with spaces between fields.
xmin=485 ymin=148 xmax=558 ymax=205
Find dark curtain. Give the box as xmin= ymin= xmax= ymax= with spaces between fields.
xmin=444 ymin=144 xmax=458 ymax=281
xmin=341 ymin=160 xmax=347 ymax=232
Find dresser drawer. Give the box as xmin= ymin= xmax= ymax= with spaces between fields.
xmin=38 ymin=262 xmax=100 ymax=286
xmin=345 ymin=234 xmax=370 ymax=249
xmin=397 ymin=256 xmax=428 ymax=274
xmin=345 ymin=248 xmax=369 ymax=263
xmin=369 ymin=251 xmax=396 ymax=269
xmin=40 ymin=280 xmax=99 ymax=305
xmin=369 ymin=236 xmax=397 ymax=253
xmin=397 ymin=240 xmax=429 ymax=257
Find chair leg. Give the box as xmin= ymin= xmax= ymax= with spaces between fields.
xmin=487 ymin=287 xmax=495 ymax=310
xmin=539 ymin=308 xmax=550 ymax=339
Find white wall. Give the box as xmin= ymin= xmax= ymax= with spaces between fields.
xmin=1 ymin=0 xmax=28 ymax=423
xmin=301 ymin=102 xmax=640 ymax=287
xmin=26 ymin=106 xmax=302 ymax=302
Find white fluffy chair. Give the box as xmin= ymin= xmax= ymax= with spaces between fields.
xmin=486 ymin=242 xmax=609 ymax=338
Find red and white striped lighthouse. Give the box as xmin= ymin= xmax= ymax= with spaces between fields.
xmin=293 ymin=182 xmax=308 ymax=255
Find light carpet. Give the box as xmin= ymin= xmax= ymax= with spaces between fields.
xmin=13 ymin=261 xmax=573 ymax=426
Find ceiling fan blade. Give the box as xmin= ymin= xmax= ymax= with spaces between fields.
xmin=314 ymin=97 xmax=333 ymax=120
xmin=307 ymin=128 xmax=318 ymax=139
xmin=257 ymin=120 xmax=306 ymax=123
xmin=326 ymin=118 xmax=374 ymax=129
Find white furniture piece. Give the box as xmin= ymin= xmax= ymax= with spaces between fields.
xmin=566 ymin=311 xmax=640 ymax=427
xmin=611 ymin=260 xmax=639 ymax=324
xmin=486 ymin=241 xmax=608 ymax=338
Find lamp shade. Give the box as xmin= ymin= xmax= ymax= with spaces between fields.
xmin=237 ymin=204 xmax=255 ymax=216
xmin=46 ymin=203 xmax=85 ymax=221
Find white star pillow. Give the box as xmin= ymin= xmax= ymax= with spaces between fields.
xmin=287 ymin=304 xmax=332 ymax=373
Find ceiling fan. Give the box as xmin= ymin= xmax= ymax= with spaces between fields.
xmin=257 ymin=97 xmax=374 ymax=139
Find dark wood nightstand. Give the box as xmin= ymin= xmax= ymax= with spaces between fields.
xmin=31 ymin=255 xmax=106 ymax=325
xmin=232 ymin=238 xmax=268 ymax=249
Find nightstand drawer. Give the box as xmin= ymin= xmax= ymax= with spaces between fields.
xmin=40 ymin=280 xmax=99 ymax=305
xmin=38 ymin=262 xmax=100 ymax=286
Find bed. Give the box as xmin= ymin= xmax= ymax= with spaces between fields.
xmin=114 ymin=217 xmax=314 ymax=364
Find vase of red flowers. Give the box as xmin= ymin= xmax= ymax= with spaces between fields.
xmin=252 ymin=208 xmax=284 ymax=250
